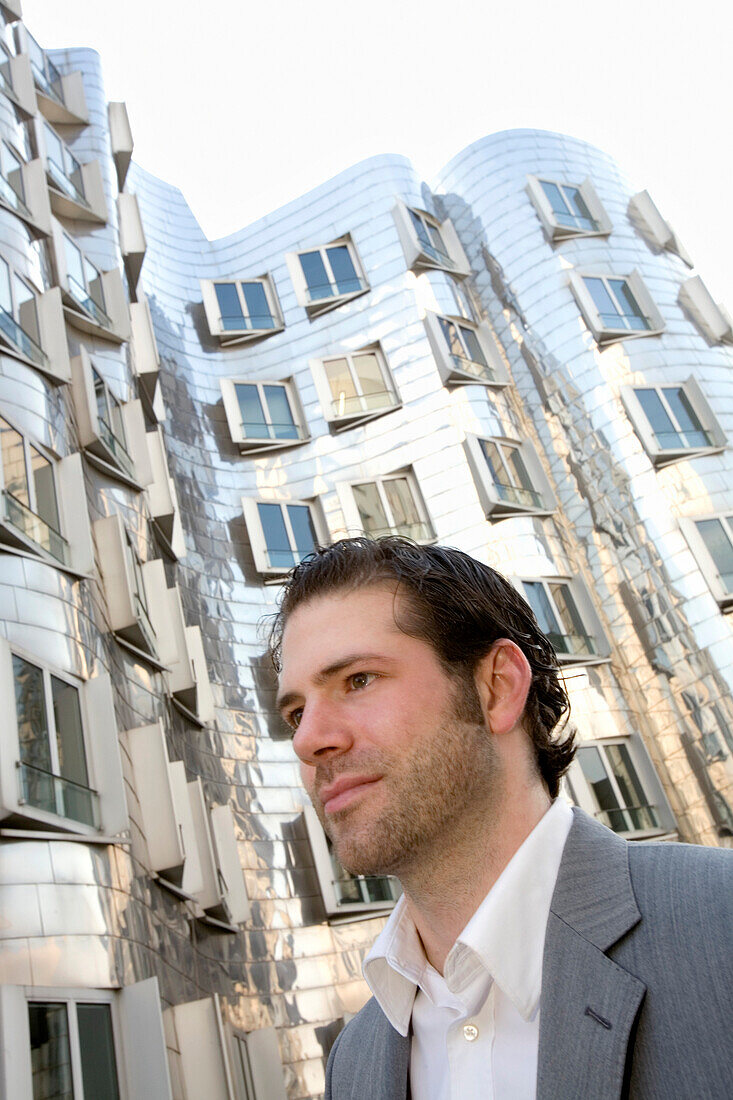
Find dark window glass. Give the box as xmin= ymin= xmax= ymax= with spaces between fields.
xmin=326 ymin=245 xmax=360 ymax=295
xmin=287 ymin=504 xmax=316 ymax=558
xmin=236 ymin=385 xmax=267 ymax=438
xmin=77 ymin=1003 xmax=120 ymax=1100
xmin=263 ymin=384 xmax=298 ymax=440
xmin=696 ymin=518 xmax=733 ymax=591
xmin=299 ymin=251 xmax=331 ymax=299
xmin=241 ymin=281 xmax=274 ymax=328
xmin=258 ymin=503 xmax=293 ymax=568
xmin=214 ymin=283 xmax=244 ymax=329
xmin=29 ymin=1002 xmax=73 ymax=1100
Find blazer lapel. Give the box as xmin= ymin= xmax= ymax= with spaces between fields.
xmin=537 ymin=810 xmax=647 ymax=1100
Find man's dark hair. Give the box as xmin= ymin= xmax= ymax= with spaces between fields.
xmin=269 ymin=536 xmax=574 ymax=798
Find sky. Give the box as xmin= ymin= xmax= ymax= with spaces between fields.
xmin=23 ymin=0 xmax=733 ymax=310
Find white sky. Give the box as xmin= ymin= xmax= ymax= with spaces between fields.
xmin=24 ymin=0 xmax=733 ymax=309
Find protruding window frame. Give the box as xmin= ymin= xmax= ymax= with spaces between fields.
xmin=242 ymin=495 xmax=327 ymax=581
xmin=518 ymin=576 xmax=610 ymax=665
xmin=464 ymin=434 xmax=556 ymax=518
xmin=201 ymin=273 xmax=284 ymax=345
xmin=621 ymin=377 xmax=726 ymax=467
xmin=336 ymin=468 xmax=436 ymax=544
xmin=221 ymin=377 xmax=309 ymax=455
xmin=680 ymin=513 xmax=733 ymax=611
xmin=303 ymin=805 xmax=401 ymax=917
xmin=570 ymin=269 xmax=664 ymax=345
xmin=424 ymin=310 xmax=509 ymax=387
xmin=310 ymin=342 xmax=401 ymax=430
xmin=286 ymin=233 xmax=369 ymax=318
xmin=527 ymin=174 xmax=612 ymax=241
xmin=392 ymin=199 xmax=471 ymax=276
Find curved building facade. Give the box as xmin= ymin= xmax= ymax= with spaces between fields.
xmin=0 ymin=7 xmax=731 ymax=1098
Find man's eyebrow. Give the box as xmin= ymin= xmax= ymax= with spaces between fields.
xmin=276 ymin=653 xmax=391 ymax=714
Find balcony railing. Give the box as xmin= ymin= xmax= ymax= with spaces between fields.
xmin=30 ymin=56 xmax=65 ymax=106
xmin=219 ymin=311 xmax=277 ymax=332
xmin=365 ymin=520 xmax=434 ymax=543
xmin=97 ymin=416 xmax=135 ymax=479
xmin=133 ymin=591 xmax=157 ymax=656
xmin=241 ymin=419 xmax=304 ymax=442
xmin=305 ymin=275 xmax=366 ymax=303
xmin=449 ymin=353 xmax=495 ymax=382
xmin=653 ymin=428 xmax=714 ymax=451
xmin=333 ymin=874 xmax=400 ymax=906
xmin=47 ymin=156 xmax=87 ymax=207
xmin=416 ymin=236 xmax=454 ymax=268
xmin=495 ymin=482 xmax=543 ymax=509
xmin=597 ymin=803 xmax=659 ymax=835
xmin=2 ymin=489 xmax=69 ymax=564
xmin=548 ymin=630 xmax=597 ymax=658
xmin=0 ymin=171 xmax=31 ymax=219
xmin=264 ymin=546 xmax=307 ymax=571
xmin=556 ymin=210 xmax=599 ymax=233
xmin=0 ymin=304 xmax=46 ymax=366
xmin=18 ymin=760 xmax=99 ymax=828
xmin=66 ymin=273 xmax=112 ymax=330
xmin=597 ymin=310 xmax=650 ymax=332
xmin=330 ymin=389 xmax=399 ymax=418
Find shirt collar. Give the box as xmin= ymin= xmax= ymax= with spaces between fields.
xmin=363 ymin=798 xmax=574 ymax=1035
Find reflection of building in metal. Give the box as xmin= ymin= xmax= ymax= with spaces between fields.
xmin=0 ymin=7 xmax=732 ymax=1096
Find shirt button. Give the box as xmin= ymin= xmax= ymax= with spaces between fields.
xmin=463 ymin=1024 xmax=479 ymax=1042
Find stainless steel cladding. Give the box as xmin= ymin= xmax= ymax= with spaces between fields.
xmin=0 ymin=14 xmax=731 ymax=1097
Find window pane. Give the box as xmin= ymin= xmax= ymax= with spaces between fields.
xmin=696 ymin=518 xmax=733 ymax=591
xmin=44 ymin=123 xmax=65 ymax=173
xmin=263 ymin=384 xmax=298 ymax=440
xmin=326 ymin=245 xmax=361 ymax=295
xmin=540 ymin=180 xmax=569 ymax=219
xmin=635 ymin=389 xmax=677 ymax=447
xmin=0 ymin=254 xmax=11 ymax=312
xmin=353 ymin=352 xmax=388 ymax=409
xmin=15 ymin=276 xmax=40 ymax=344
xmin=577 ymin=746 xmax=621 ymax=817
xmin=353 ymin=482 xmax=389 ymax=535
xmin=584 ymin=277 xmax=619 ymax=323
xmin=663 ymin=386 xmax=707 ymax=446
xmin=51 ymin=675 xmax=88 ymax=787
xmin=564 ymin=186 xmax=596 ymax=231
xmin=13 ymin=654 xmax=52 ymax=771
xmin=409 ymin=209 xmax=432 ymax=248
xmin=85 ymin=259 xmax=105 ymax=312
xmin=606 ymin=743 xmax=646 ymax=810
xmin=241 ymin=281 xmax=274 ymax=328
xmin=77 ymin=1003 xmax=120 ymax=1100
xmin=479 ymin=440 xmax=505 ymax=483
xmin=524 ymin=582 xmax=562 ymax=637
xmin=257 ymin=503 xmax=293 ymax=568
xmin=235 ymin=384 xmax=267 ymax=438
xmin=31 ymin=446 xmax=59 ymax=530
xmin=299 ymin=250 xmax=331 ymax=299
xmin=439 ymin=317 xmax=463 ymax=358
xmin=608 ymin=279 xmax=648 ymax=330
xmin=384 ymin=478 xmax=420 ymax=531
xmin=549 ymin=582 xmax=586 ymax=638
xmin=459 ymin=325 xmax=486 ymax=366
xmin=1 ymin=415 xmax=30 ymax=504
xmin=426 ymin=222 xmax=447 ymax=257
xmin=506 ymin=446 xmax=533 ymax=492
xmin=214 ymin=283 xmax=244 ymax=330
xmin=64 ymin=235 xmax=85 ymax=291
xmin=29 ymin=1002 xmax=74 ymax=1100
xmin=287 ymin=504 xmax=317 ymax=558
xmin=324 ymin=357 xmax=357 ymax=414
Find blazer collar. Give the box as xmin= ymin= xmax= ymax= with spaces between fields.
xmin=537 ymin=808 xmax=646 ymax=1100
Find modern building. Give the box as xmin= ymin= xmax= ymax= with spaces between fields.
xmin=0 ymin=4 xmax=732 ymax=1097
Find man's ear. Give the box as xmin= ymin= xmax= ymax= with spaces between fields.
xmin=474 ymin=639 xmax=532 ymax=735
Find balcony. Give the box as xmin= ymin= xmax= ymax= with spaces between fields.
xmin=494 ymin=482 xmax=543 ymax=510
xmin=1 ymin=489 xmax=69 ymax=565
xmin=18 ymin=760 xmax=99 ymax=828
xmin=66 ymin=273 xmax=113 ymax=331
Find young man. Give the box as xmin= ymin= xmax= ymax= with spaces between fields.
xmin=271 ymin=537 xmax=733 ymax=1100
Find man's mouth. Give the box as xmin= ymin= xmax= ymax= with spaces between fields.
xmin=318 ymin=775 xmax=382 ymax=814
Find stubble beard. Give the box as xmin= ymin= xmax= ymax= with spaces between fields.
xmin=313 ymin=677 xmax=501 ymax=880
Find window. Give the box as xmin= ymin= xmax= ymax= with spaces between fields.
xmin=678 ymin=275 xmax=733 ymax=345
xmin=44 ymin=122 xmax=83 ymax=201
xmin=424 ymin=311 xmax=508 ymax=387
xmin=465 ymin=435 xmax=555 ymax=517
xmin=312 ymin=344 xmax=400 ymax=429
xmin=53 ymin=225 xmax=128 ymax=343
xmin=93 ymin=514 xmax=158 ymax=661
xmin=28 ymin=997 xmax=120 ymax=1099
xmin=0 ymin=414 xmax=66 ymax=564
xmin=0 ymin=139 xmax=30 ymax=219
xmin=628 ymin=190 xmax=692 ymax=266
xmin=621 ymin=379 xmax=726 ymax=467
xmin=682 ymin=514 xmax=733 ymax=611
xmin=393 ymin=200 xmax=471 ymax=276
xmin=126 ymin=721 xmax=191 ymax=887
xmin=12 ymin=653 xmax=97 ymax=828
xmin=526 ymin=175 xmax=611 ymax=240
xmin=25 ymin=29 xmax=64 ymax=104
xmin=521 ymin=578 xmax=608 ymax=663
xmin=62 ymin=233 xmax=109 ymax=327
xmin=0 ymin=254 xmax=45 ymax=367
xmin=573 ymin=741 xmax=661 ymax=836
xmin=221 ymin=378 xmax=308 ymax=454
xmin=242 ymin=497 xmax=322 ymax=579
xmin=185 ymin=780 xmax=250 ymax=929
xmin=42 ymin=121 xmax=106 ymax=224
xmin=287 ymin=235 xmax=368 ymax=317
xmin=201 ymin=274 xmax=283 ymax=343
xmin=71 ymin=350 xmax=152 ymax=488
xmin=570 ymin=270 xmax=664 ymax=344
xmin=166 ymin=995 xmax=287 ymax=1100
xmin=146 ymin=426 xmax=186 ymax=561
xmin=0 ymin=979 xmax=172 ymax=1100
xmin=18 ymin=26 xmax=89 ymax=125
xmin=304 ymin=805 xmax=400 ymax=916
xmin=338 ymin=471 xmax=435 ymax=543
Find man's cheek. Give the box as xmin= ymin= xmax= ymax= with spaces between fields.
xmin=300 ymin=761 xmax=316 ymax=795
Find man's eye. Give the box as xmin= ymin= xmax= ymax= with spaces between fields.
xmin=287 ymin=708 xmax=303 ymax=730
xmin=349 ymin=672 xmax=376 ymax=690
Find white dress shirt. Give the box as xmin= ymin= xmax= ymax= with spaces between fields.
xmin=363 ymin=798 xmax=574 ymax=1100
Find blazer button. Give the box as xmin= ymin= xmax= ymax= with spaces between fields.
xmin=463 ymin=1024 xmax=479 ymax=1042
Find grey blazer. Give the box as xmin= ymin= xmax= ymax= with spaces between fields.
xmin=325 ymin=808 xmax=733 ymax=1099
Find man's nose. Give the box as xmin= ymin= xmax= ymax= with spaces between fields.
xmin=292 ymin=698 xmax=353 ymax=765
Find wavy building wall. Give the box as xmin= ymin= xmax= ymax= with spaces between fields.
xmin=0 ymin=6 xmax=732 ymax=1098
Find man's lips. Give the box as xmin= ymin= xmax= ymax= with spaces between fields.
xmin=318 ymin=775 xmax=382 ymax=814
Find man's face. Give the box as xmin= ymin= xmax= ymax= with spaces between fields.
xmin=277 ymin=584 xmax=500 ymax=878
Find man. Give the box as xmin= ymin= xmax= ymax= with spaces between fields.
xmin=271 ymin=537 xmax=733 ymax=1100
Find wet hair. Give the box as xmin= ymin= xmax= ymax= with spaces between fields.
xmin=269 ymin=536 xmax=574 ymax=798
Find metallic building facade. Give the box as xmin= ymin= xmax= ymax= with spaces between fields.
xmin=0 ymin=7 xmax=732 ymax=1098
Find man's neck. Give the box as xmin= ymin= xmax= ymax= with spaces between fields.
xmin=399 ymin=786 xmax=552 ymax=974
